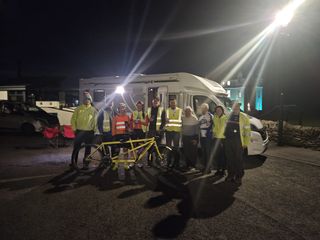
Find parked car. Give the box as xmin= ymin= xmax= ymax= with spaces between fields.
xmin=0 ymin=100 xmax=60 ymax=134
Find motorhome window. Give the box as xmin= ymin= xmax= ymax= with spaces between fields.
xmin=193 ymin=95 xmax=216 ymax=116
xmin=93 ymin=89 xmax=105 ymax=102
xmin=217 ymin=96 xmax=233 ymax=111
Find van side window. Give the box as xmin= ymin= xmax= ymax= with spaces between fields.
xmin=93 ymin=89 xmax=105 ymax=102
xmin=193 ymin=95 xmax=216 ymax=116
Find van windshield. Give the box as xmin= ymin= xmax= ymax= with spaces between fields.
xmin=217 ymin=96 xmax=233 ymax=111
xmin=16 ymin=103 xmax=42 ymax=113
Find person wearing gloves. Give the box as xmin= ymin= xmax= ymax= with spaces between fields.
xmin=181 ymin=106 xmax=199 ymax=170
xmin=71 ymin=91 xmax=98 ymax=169
xmin=198 ymin=103 xmax=214 ymax=174
xmin=224 ymin=102 xmax=251 ymax=184
xmin=212 ymin=105 xmax=227 ymax=176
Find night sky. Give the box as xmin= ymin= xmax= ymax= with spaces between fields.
xmin=0 ymin=0 xmax=320 ymax=113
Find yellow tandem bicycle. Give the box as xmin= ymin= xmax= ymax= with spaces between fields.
xmin=71 ymin=135 xmax=172 ymax=173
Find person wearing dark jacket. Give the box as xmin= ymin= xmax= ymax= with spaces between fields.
xmin=224 ymin=102 xmax=251 ymax=184
xmin=145 ymin=96 xmax=166 ymax=166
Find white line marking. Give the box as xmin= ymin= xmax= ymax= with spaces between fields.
xmin=0 ymin=174 xmax=57 ymax=184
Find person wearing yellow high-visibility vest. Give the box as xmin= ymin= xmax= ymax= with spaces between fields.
xmin=145 ymin=96 xmax=166 ymax=167
xmin=165 ymin=98 xmax=182 ymax=169
xmin=224 ymin=102 xmax=251 ymax=184
xmin=212 ymin=105 xmax=227 ymax=177
xmin=130 ymin=101 xmax=147 ymax=139
xmin=71 ymin=92 xmax=98 ymax=169
xmin=97 ymin=100 xmax=115 ymax=142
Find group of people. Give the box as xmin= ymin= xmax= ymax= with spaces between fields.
xmin=71 ymin=91 xmax=251 ymax=184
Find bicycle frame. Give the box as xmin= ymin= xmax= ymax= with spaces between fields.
xmin=86 ymin=137 xmax=162 ymax=165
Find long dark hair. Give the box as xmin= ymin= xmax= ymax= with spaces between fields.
xmin=214 ymin=105 xmax=224 ymax=116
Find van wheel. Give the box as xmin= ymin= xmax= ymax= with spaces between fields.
xmin=21 ymin=123 xmax=35 ymax=135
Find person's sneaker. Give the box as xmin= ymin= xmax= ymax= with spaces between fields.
xmin=136 ymin=163 xmax=143 ymax=168
xmin=234 ymin=177 xmax=242 ymax=185
xmin=214 ymin=170 xmax=225 ymax=177
xmin=225 ymin=175 xmax=234 ymax=182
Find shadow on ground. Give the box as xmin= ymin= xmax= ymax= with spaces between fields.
xmin=44 ymin=167 xmax=137 ymax=194
xmin=244 ymin=155 xmax=267 ymax=170
xmin=44 ymin=155 xmax=267 ymax=238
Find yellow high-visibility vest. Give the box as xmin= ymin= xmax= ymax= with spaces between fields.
xmin=221 ymin=112 xmax=251 ymax=147
xmin=103 ymin=111 xmax=111 ymax=132
xmin=213 ymin=114 xmax=227 ymax=139
xmin=132 ymin=110 xmax=147 ymax=132
xmin=147 ymin=107 xmax=163 ymax=131
xmin=71 ymin=104 xmax=97 ymax=132
xmin=239 ymin=112 xmax=251 ymax=147
xmin=165 ymin=107 xmax=182 ymax=132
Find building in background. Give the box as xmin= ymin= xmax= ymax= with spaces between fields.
xmin=223 ymin=72 xmax=263 ymax=114
xmin=0 ymin=85 xmax=27 ymax=102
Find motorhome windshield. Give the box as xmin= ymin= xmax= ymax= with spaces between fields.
xmin=217 ymin=96 xmax=233 ymax=111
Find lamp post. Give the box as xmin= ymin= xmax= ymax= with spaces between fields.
xmin=271 ymin=0 xmax=306 ymax=146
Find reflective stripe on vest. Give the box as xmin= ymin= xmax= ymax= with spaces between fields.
xmin=166 ymin=108 xmax=182 ymax=132
xmin=147 ymin=107 xmax=163 ymax=131
xmin=116 ymin=121 xmax=126 ymax=129
xmin=103 ymin=111 xmax=111 ymax=132
xmin=133 ymin=110 xmax=146 ymax=132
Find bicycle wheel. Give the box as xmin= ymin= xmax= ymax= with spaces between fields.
xmin=154 ymin=145 xmax=172 ymax=168
xmin=72 ymin=144 xmax=103 ymax=173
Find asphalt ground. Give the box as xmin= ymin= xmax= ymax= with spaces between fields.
xmin=0 ymin=133 xmax=319 ymax=240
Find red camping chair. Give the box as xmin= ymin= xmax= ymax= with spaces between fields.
xmin=61 ymin=125 xmax=75 ymax=146
xmin=43 ymin=127 xmax=60 ymax=148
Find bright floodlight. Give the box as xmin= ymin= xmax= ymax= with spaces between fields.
xmin=115 ymin=86 xmax=125 ymax=94
xmin=275 ymin=8 xmax=294 ymax=27
xmin=273 ymin=0 xmax=306 ymax=28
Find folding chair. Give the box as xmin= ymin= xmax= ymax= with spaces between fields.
xmin=43 ymin=127 xmax=60 ymax=148
xmin=61 ymin=125 xmax=75 ymax=146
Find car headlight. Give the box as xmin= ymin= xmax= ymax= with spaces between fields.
xmin=251 ymin=124 xmax=267 ymax=141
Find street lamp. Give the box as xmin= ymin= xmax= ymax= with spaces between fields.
xmin=273 ymin=0 xmax=305 ymax=28
xmin=273 ymin=0 xmax=306 ymax=146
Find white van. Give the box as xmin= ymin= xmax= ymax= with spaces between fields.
xmin=79 ymin=72 xmax=268 ymax=155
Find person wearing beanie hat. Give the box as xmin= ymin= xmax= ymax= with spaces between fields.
xmin=70 ymin=91 xmax=98 ymax=169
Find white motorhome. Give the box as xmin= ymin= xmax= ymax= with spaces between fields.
xmin=80 ymin=72 xmax=268 ymax=155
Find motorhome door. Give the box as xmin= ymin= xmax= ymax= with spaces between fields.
xmin=158 ymin=86 xmax=168 ymax=108
xmin=147 ymin=87 xmax=168 ymax=108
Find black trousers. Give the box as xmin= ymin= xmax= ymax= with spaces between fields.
xmin=200 ymin=137 xmax=212 ymax=170
xmin=166 ymin=131 xmax=181 ymax=168
xmin=212 ymin=138 xmax=226 ymax=170
xmin=147 ymin=129 xmax=163 ymax=165
xmin=73 ymin=130 xmax=94 ymax=159
xmin=182 ymin=135 xmax=198 ymax=168
xmin=224 ymin=136 xmax=244 ymax=178
xmin=133 ymin=129 xmax=146 ymax=139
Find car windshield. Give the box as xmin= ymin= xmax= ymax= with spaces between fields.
xmin=16 ymin=103 xmax=42 ymax=113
